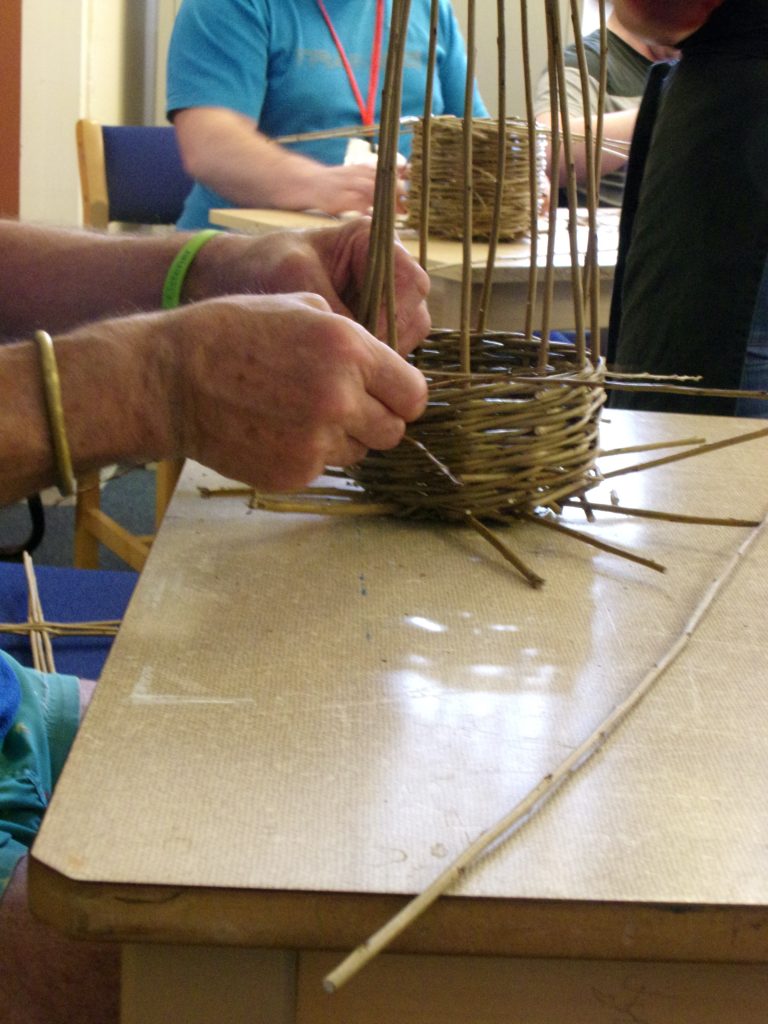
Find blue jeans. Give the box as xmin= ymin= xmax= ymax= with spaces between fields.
xmin=736 ymin=254 xmax=768 ymax=418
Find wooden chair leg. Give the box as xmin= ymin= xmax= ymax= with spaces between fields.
xmin=74 ymin=470 xmax=102 ymax=569
xmin=155 ymin=459 xmax=184 ymax=529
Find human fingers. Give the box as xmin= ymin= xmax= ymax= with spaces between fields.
xmin=359 ymin=332 xmax=429 ymax=423
xmin=171 ymin=295 xmax=422 ymax=492
xmin=368 ymin=237 xmax=431 ymax=354
xmin=343 ymin=392 xmax=408 ymax=455
xmin=309 ymin=219 xmax=430 ymax=351
xmin=316 ymin=165 xmax=378 ymax=215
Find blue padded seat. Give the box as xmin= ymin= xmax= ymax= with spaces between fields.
xmin=0 ymin=563 xmax=138 ymax=679
xmin=102 ymin=125 xmax=193 ymax=225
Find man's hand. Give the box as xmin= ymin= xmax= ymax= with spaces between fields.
xmin=163 ymin=292 xmax=428 ymax=492
xmin=280 ymin=163 xmax=380 ymax=216
xmin=186 ymin=218 xmax=432 ymax=356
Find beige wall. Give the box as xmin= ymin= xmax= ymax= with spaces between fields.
xmin=451 ymin=0 xmax=580 ymax=118
xmin=19 ymin=0 xmax=588 ymax=226
xmin=19 ymin=0 xmax=146 ymax=226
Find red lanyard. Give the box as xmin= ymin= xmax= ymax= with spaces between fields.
xmin=315 ymin=0 xmax=385 ymax=127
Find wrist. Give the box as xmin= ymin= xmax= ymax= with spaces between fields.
xmin=265 ymin=149 xmax=323 ymax=210
xmin=162 ymin=229 xmax=222 ymax=307
xmin=56 ymin=314 xmax=183 ymax=473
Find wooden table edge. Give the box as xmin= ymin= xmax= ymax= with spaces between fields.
xmin=28 ymin=857 xmax=768 ymax=964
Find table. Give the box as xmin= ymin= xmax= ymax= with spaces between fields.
xmin=209 ymin=206 xmax=619 ymax=333
xmin=29 ymin=409 xmax=768 ymax=1023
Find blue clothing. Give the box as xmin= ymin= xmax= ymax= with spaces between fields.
xmin=736 ymin=254 xmax=768 ymax=419
xmin=167 ymin=0 xmax=489 ymax=228
xmin=0 ymin=654 xmax=20 ymax=738
xmin=0 ymin=651 xmax=79 ymax=896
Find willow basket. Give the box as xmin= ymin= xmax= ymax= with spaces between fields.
xmin=352 ymin=333 xmax=606 ymax=521
xmin=405 ymin=116 xmax=548 ymax=242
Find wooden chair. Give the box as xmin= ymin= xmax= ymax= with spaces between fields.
xmin=74 ymin=118 xmax=194 ymax=570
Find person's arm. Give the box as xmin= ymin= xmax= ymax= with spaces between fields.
xmin=534 ymin=63 xmax=639 ymax=189
xmin=173 ymin=106 xmax=382 ymax=215
xmin=0 ymin=673 xmax=118 ymax=1024
xmin=1 ymin=292 xmax=428 ymax=506
xmin=0 ymin=855 xmax=120 ymax=1024
xmin=1 ymin=217 xmax=430 ymax=504
xmin=536 ymin=107 xmax=638 ymax=188
xmin=612 ymin=0 xmax=725 ymax=45
xmin=0 ymin=218 xmax=430 ymax=350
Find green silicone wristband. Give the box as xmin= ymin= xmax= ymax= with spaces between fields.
xmin=161 ymin=228 xmax=220 ymax=310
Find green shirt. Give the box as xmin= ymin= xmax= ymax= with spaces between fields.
xmin=534 ymin=29 xmax=654 ymax=207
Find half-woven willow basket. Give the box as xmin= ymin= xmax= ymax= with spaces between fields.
xmin=351 ymin=332 xmax=606 ymax=522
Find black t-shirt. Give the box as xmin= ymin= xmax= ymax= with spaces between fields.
xmin=610 ymin=0 xmax=768 ymax=413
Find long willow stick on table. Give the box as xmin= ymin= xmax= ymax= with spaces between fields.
xmin=323 ymin=509 xmax=768 ymax=993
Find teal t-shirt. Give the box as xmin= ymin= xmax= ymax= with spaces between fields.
xmin=0 ymin=653 xmax=20 ymax=739
xmin=0 ymin=651 xmax=79 ymax=896
xmin=167 ymin=0 xmax=488 ymax=228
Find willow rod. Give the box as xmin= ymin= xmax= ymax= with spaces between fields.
xmin=569 ymin=0 xmax=602 ymax=361
xmin=276 ymin=118 xmax=628 ymax=158
xmin=551 ymin=0 xmax=587 ymax=363
xmin=358 ymin=0 xmax=412 ymax=335
xmin=418 ymin=0 xmax=439 ymax=271
xmin=474 ymin=0 xmax=508 ymax=336
xmin=459 ymin=0 xmax=477 ymax=374
xmin=559 ymin=500 xmax=760 ymax=528
xmin=323 ymin=508 xmax=768 ymax=993
xmin=520 ymin=0 xmax=539 ymax=345
xmin=522 ymin=510 xmax=666 ymax=573
xmin=539 ymin=1 xmax=561 ymax=368
xmin=465 ymin=512 xmax=544 ymax=588
xmin=591 ymin=0 xmax=609 ymax=363
xmin=383 ymin=0 xmax=413 ymax=345
xmin=23 ymin=551 xmax=55 ymax=673
xmin=601 ymin=425 xmax=768 ymax=480
xmin=0 ymin=622 xmax=120 ymax=637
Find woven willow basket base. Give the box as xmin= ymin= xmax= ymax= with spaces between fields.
xmin=351 ymin=332 xmax=606 ymax=522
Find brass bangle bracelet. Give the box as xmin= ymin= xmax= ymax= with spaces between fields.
xmin=34 ymin=330 xmax=76 ymax=497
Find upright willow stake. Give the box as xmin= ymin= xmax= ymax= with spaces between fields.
xmin=418 ymin=0 xmax=439 ymax=273
xmin=519 ymin=0 xmax=540 ymax=346
xmin=359 ymin=0 xmax=413 ymax=341
xmin=551 ymin=0 xmax=587 ymax=364
xmin=592 ymin=0 xmax=609 ymax=364
xmin=323 ymin=507 xmax=768 ymax=994
xmin=569 ymin=0 xmax=603 ymax=361
xmin=474 ymin=0 xmax=507 ymax=337
xmin=459 ymin=0 xmax=476 ymax=374
xmin=539 ymin=0 xmax=561 ymax=369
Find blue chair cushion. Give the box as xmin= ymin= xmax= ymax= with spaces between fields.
xmin=0 ymin=563 xmax=138 ymax=679
xmin=102 ymin=125 xmax=193 ymax=225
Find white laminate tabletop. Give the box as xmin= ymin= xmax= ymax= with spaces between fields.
xmin=31 ymin=409 xmax=768 ymax=959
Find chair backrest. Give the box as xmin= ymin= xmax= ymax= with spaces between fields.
xmin=76 ymin=118 xmax=194 ymax=229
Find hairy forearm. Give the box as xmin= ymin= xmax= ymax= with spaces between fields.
xmin=0 ymin=314 xmax=178 ymax=504
xmin=538 ymin=108 xmax=637 ymax=187
xmin=174 ymin=107 xmax=324 ymax=210
xmin=613 ymin=0 xmax=724 ymax=44
xmin=0 ymin=220 xmax=191 ymax=339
